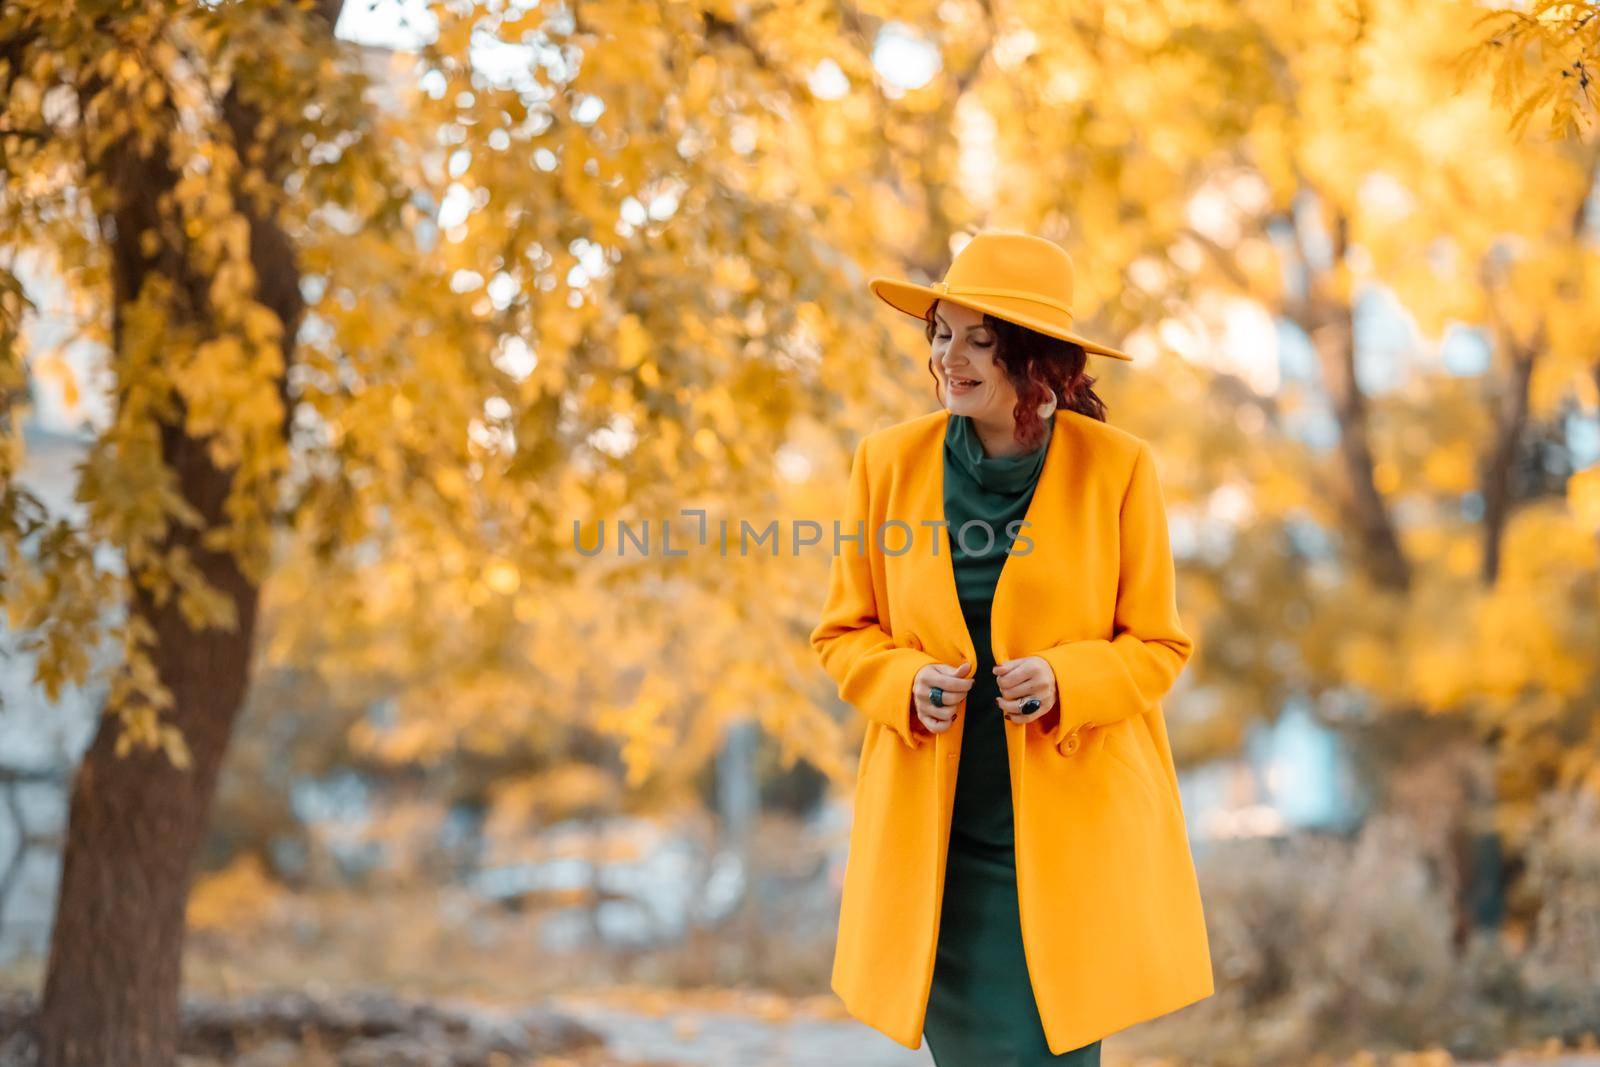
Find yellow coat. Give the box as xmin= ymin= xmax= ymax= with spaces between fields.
xmin=809 ymin=407 xmax=1214 ymax=1054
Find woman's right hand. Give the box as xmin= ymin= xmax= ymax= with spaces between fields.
xmin=911 ymin=662 xmax=973 ymax=735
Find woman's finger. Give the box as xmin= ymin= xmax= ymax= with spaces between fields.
xmin=999 ymin=686 xmax=1055 ymax=720
xmin=927 ymin=662 xmax=975 ymax=693
xmin=917 ymin=699 xmax=958 ymax=732
xmin=996 ymin=671 xmax=1039 ymax=700
xmin=930 ymin=676 xmax=975 ymax=696
xmin=914 ymin=676 xmax=962 ymax=718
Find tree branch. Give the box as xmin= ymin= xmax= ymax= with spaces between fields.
xmin=1295 ymin=197 xmax=1412 ymax=591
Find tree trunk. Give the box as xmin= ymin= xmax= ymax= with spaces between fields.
xmin=1304 ymin=210 xmax=1411 ymax=593
xmin=1479 ymin=343 xmax=1536 ymax=585
xmin=36 ymin=557 xmax=259 ymax=1066
xmin=35 ymin=17 xmax=317 ymax=1058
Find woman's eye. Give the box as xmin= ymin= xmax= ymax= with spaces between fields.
xmin=934 ymin=331 xmax=990 ymax=348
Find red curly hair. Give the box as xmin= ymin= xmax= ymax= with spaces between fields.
xmin=923 ymin=299 xmax=1108 ymax=451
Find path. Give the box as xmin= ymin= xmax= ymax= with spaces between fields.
xmin=550 ymin=992 xmax=931 ymax=1067
xmin=550 ymin=991 xmax=1600 ymax=1067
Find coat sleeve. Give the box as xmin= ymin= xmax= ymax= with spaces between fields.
xmin=1039 ymin=441 xmax=1194 ymax=756
xmin=809 ymin=434 xmax=939 ymax=751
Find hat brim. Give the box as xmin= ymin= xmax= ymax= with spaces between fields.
xmin=867 ymin=276 xmax=1132 ymax=361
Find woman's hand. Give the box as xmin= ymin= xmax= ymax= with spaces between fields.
xmin=995 ymin=655 xmax=1057 ymax=724
xmin=911 ymin=662 xmax=973 ymax=735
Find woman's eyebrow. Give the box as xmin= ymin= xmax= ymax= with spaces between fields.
xmin=933 ymin=316 xmax=991 ymax=332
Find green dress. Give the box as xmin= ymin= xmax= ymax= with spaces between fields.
xmin=922 ymin=411 xmax=1102 ymax=1067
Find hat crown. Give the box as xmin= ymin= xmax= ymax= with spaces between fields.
xmin=864 ymin=227 xmax=1130 ymax=360
xmin=937 ymin=231 xmax=1076 ymax=321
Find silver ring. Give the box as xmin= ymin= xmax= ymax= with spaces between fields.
xmin=1021 ymin=697 xmax=1041 ymax=715
xmin=930 ymin=686 xmax=944 ymax=708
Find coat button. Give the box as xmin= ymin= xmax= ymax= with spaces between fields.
xmin=1063 ymin=731 xmax=1081 ymax=755
xmin=905 ymin=632 xmax=923 ymax=652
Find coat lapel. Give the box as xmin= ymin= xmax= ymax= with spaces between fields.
xmin=898 ymin=411 xmax=972 ymax=665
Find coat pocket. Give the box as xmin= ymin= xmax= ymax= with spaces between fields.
xmin=1100 ymin=722 xmax=1165 ymax=814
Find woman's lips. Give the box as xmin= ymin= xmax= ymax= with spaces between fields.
xmin=948 ymin=376 xmax=981 ymax=393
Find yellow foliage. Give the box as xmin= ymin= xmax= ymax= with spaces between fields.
xmin=483 ymin=558 xmax=521 ymax=595
xmin=1422 ymin=442 xmax=1477 ymax=494
xmin=187 ymin=853 xmax=282 ymax=933
xmin=485 ymin=765 xmax=618 ymax=839
xmin=1570 ymin=464 xmax=1600 ymax=531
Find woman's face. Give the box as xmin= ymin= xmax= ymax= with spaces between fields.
xmin=931 ymin=299 xmax=1016 ymax=424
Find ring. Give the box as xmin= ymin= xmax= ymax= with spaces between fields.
xmin=931 ymin=686 xmax=944 ymax=708
xmin=1020 ymin=697 xmax=1041 ymax=715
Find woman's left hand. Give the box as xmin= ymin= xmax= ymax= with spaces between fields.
xmin=994 ymin=655 xmax=1057 ymax=724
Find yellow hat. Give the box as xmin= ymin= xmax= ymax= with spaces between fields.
xmin=867 ymin=230 xmax=1131 ymax=361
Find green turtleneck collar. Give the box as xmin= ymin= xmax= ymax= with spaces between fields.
xmin=944 ymin=410 xmax=1053 ymax=494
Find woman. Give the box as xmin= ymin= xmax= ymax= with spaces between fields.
xmin=810 ymin=231 xmax=1213 ymax=1064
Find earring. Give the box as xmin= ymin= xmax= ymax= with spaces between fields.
xmin=1036 ymin=389 xmax=1058 ymax=419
